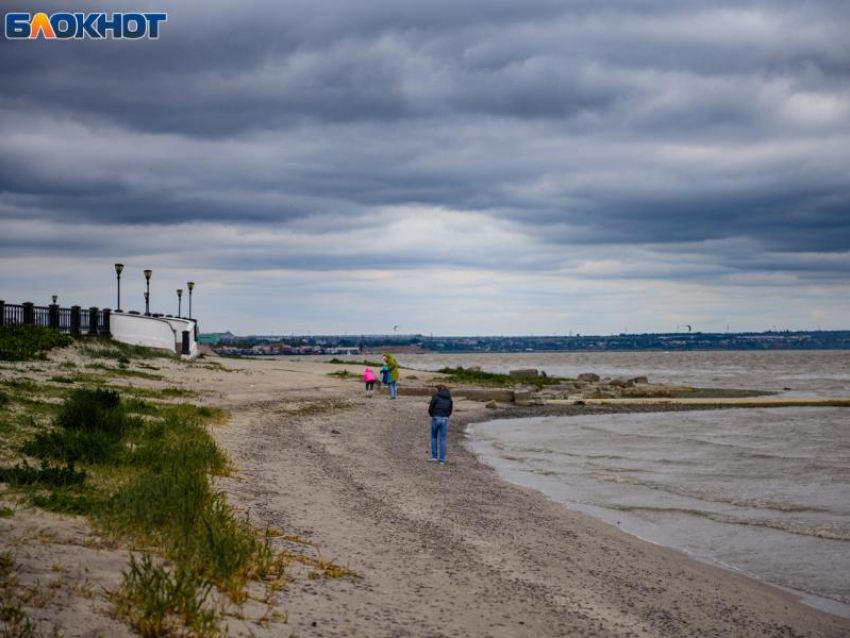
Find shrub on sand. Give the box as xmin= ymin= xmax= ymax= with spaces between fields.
xmin=22 ymin=388 xmax=138 ymax=464
xmin=0 ymin=325 xmax=71 ymax=361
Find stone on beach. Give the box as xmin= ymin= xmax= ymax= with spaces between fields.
xmin=509 ymin=368 xmax=540 ymax=378
xmin=458 ymin=388 xmax=515 ymax=403
xmin=578 ymin=372 xmax=601 ymax=382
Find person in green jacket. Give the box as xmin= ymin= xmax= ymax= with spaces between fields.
xmin=383 ymin=353 xmax=399 ymax=399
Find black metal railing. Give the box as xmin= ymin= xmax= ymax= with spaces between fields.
xmin=0 ymin=300 xmax=111 ymax=336
xmin=58 ymin=307 xmax=72 ymax=332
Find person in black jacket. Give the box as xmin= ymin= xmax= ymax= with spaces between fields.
xmin=428 ymin=385 xmax=453 ymax=464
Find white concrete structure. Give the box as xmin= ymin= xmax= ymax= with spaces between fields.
xmin=110 ymin=312 xmax=198 ymax=358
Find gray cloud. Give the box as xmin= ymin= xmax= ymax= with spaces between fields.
xmin=1 ymin=0 xmax=849 ymax=332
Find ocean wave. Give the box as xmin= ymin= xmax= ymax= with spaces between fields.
xmin=527 ymin=469 xmax=562 ymax=477
xmin=600 ymin=504 xmax=850 ymax=541
xmin=499 ymin=443 xmax=642 ymax=463
xmin=591 ymin=473 xmax=829 ymax=513
xmin=510 ymin=446 xmax=559 ymax=455
xmin=577 ymin=424 xmax=761 ymax=452
xmin=585 ymin=462 xmax=645 ymax=473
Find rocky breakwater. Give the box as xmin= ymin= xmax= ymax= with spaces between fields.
xmin=399 ymin=367 xmax=664 ymax=407
xmin=533 ymin=374 xmax=656 ymax=401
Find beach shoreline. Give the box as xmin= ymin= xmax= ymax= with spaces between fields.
xmin=461 ymin=406 xmax=850 ymax=621
xmin=203 ymin=357 xmax=850 ymax=637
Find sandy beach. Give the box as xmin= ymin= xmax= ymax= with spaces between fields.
xmin=204 ymin=357 xmax=849 ymax=637
xmin=3 ymin=352 xmax=849 ymax=637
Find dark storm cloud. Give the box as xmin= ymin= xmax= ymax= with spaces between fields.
xmin=3 ymin=0 xmax=846 ymax=132
xmin=1 ymin=0 xmax=849 ymax=271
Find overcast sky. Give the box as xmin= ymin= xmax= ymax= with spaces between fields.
xmin=1 ymin=1 xmax=848 ymax=335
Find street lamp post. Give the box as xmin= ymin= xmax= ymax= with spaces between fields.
xmin=52 ymin=295 xmax=58 ymax=304
xmin=144 ymin=269 xmax=152 ymax=315
xmin=114 ymin=264 xmax=124 ymax=311
xmin=187 ymin=281 xmax=195 ymax=319
xmin=176 ymin=289 xmax=183 ymax=318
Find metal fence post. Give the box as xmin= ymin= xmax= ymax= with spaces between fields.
xmin=23 ymin=302 xmax=34 ymax=325
xmin=102 ymin=308 xmax=111 ymax=336
xmin=71 ymin=306 xmax=81 ymax=335
xmin=182 ymin=330 xmax=190 ymax=355
xmin=88 ymin=307 xmax=99 ymax=335
xmin=0 ymin=300 xmax=4 ymax=327
xmin=49 ymin=304 xmax=60 ymax=330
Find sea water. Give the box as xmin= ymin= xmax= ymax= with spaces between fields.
xmin=397 ymin=351 xmax=850 ymax=613
xmin=398 ymin=349 xmax=850 ymax=398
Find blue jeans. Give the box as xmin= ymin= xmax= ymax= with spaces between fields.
xmin=388 ymin=381 xmax=397 ymax=398
xmin=430 ymin=416 xmax=449 ymax=461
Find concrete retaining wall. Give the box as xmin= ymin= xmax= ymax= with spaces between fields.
xmin=161 ymin=317 xmax=199 ymax=357
xmin=110 ymin=313 xmax=198 ymax=358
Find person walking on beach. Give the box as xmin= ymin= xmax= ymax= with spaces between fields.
xmin=362 ymin=366 xmax=377 ymax=398
xmin=428 ymin=385 xmax=453 ymax=464
xmin=379 ymin=362 xmax=391 ymax=394
xmin=383 ymin=353 xmax=399 ymax=399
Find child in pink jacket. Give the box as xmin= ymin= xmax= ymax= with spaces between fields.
xmin=362 ymin=367 xmax=377 ymax=398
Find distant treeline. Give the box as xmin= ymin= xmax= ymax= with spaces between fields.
xmin=212 ymin=330 xmax=850 ymax=353
xmin=418 ymin=331 xmax=850 ymax=352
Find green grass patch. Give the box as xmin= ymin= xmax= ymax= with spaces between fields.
xmin=0 ymin=391 xmax=8 ymax=407
xmin=1 ymin=379 xmax=41 ymax=394
xmin=0 ymin=405 xmax=60 ymax=453
xmin=84 ymin=363 xmax=165 ymax=381
xmin=326 ymin=357 xmax=384 ymax=367
xmin=31 ymin=489 xmax=103 ymax=516
xmin=1 ymin=378 xmax=71 ymax=402
xmin=113 ymin=552 xmax=219 ymax=637
xmin=22 ymin=388 xmax=140 ymax=465
xmin=437 ymin=366 xmax=570 ymax=388
xmin=0 ymin=364 xmax=350 ymax=635
xmin=0 ymin=459 xmax=86 ymax=488
xmin=123 ymin=397 xmax=161 ymax=416
xmin=0 ymin=552 xmax=11 ymax=578
xmin=77 ymin=337 xmax=172 ymax=362
xmin=0 ymin=506 xmax=13 ymax=518
xmin=40 ymin=372 xmax=103 ymax=387
xmin=2 ymin=386 xmax=285 ymax=635
xmin=119 ymin=385 xmax=200 ymax=401
xmin=0 ymin=325 xmax=72 ymax=361
xmin=101 ymin=401 xmax=284 ymax=630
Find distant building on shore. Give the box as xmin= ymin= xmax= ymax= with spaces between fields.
xmin=208 ymin=329 xmax=850 ymax=355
